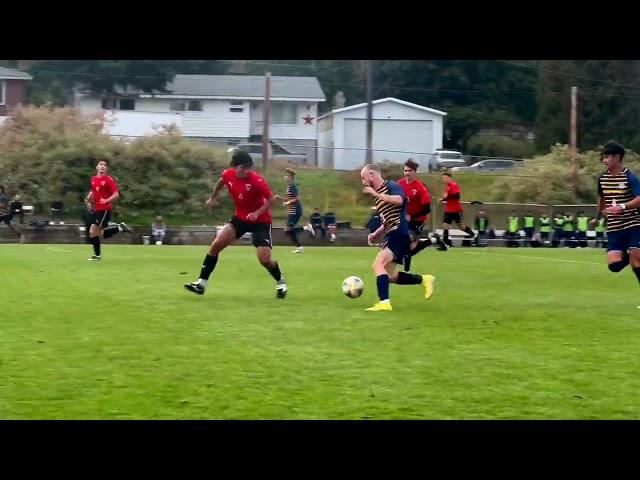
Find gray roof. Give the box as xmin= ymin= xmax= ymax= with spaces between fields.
xmin=158 ymin=75 xmax=325 ymax=100
xmin=0 ymin=67 xmax=32 ymax=80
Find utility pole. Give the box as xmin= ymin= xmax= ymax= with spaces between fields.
xmin=262 ymin=72 xmax=271 ymax=172
xmin=365 ymin=60 xmax=373 ymax=165
xmin=570 ymin=86 xmax=578 ymax=195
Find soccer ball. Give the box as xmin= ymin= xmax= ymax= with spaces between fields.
xmin=155 ymin=240 xmax=163 ymax=246
xmin=342 ymin=276 xmax=364 ymax=298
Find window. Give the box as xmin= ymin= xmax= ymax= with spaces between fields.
xmin=271 ymin=102 xmax=297 ymax=124
xmin=101 ymin=98 xmax=117 ymax=109
xmin=119 ymin=98 xmax=135 ymax=111
xmin=170 ymin=100 xmax=203 ymax=111
xmin=230 ymin=100 xmax=244 ymax=113
xmin=187 ymin=100 xmax=202 ymax=111
xmin=0 ymin=80 xmax=5 ymax=106
xmin=101 ymin=98 xmax=136 ymax=110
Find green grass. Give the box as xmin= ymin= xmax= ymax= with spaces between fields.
xmin=2 ymin=244 xmax=639 ymax=419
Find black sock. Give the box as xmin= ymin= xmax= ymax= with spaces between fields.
xmin=266 ymin=261 xmax=282 ymax=282
xmin=464 ymin=227 xmax=475 ymax=238
xmin=291 ymin=229 xmax=300 ymax=247
xmin=376 ymin=274 xmax=390 ymax=301
xmin=410 ymin=238 xmax=432 ymax=256
xmin=443 ymin=229 xmax=449 ymax=243
xmin=403 ymin=255 xmax=412 ymax=272
xmin=633 ymin=266 xmax=640 ymax=285
xmin=609 ymin=260 xmax=628 ymax=273
xmin=90 ymin=236 xmax=101 ymax=256
xmin=103 ymin=225 xmax=119 ymax=239
xmin=199 ymin=254 xmax=218 ymax=280
xmin=396 ymin=272 xmax=422 ymax=285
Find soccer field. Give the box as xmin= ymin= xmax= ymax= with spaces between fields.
xmin=2 ymin=244 xmax=639 ymax=419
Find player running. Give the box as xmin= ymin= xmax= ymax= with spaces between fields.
xmin=184 ymin=150 xmax=288 ymax=298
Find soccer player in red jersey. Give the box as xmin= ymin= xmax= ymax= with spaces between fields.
xmin=397 ymin=158 xmax=447 ymax=271
xmin=86 ymin=159 xmax=132 ymax=261
xmin=184 ymin=150 xmax=288 ymax=298
xmin=438 ymin=172 xmax=476 ymax=247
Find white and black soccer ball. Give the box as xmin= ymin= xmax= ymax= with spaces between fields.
xmin=342 ymin=275 xmax=364 ymax=298
xmin=155 ymin=240 xmax=163 ymax=246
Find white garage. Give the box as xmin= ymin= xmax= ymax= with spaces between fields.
xmin=317 ymin=97 xmax=446 ymax=171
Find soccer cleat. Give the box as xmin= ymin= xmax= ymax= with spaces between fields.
xmin=276 ymin=280 xmax=288 ymax=299
xmin=184 ymin=282 xmax=205 ymax=295
xmin=88 ymin=255 xmax=102 ymax=261
xmin=292 ymin=247 xmax=303 ymax=253
xmin=432 ymin=233 xmax=449 ymax=251
xmin=365 ymin=301 xmax=393 ymax=312
xmin=421 ymin=275 xmax=436 ymax=300
xmin=119 ymin=222 xmax=133 ymax=234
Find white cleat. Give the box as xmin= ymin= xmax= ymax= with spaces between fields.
xmin=292 ymin=247 xmax=303 ymax=253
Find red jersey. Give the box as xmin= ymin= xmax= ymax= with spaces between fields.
xmin=398 ymin=178 xmax=431 ymax=222
xmin=444 ymin=181 xmax=463 ymax=213
xmin=91 ymin=174 xmax=118 ymax=212
xmin=222 ymin=168 xmax=273 ymax=223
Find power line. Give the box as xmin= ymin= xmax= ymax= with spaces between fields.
xmin=28 ymin=67 xmax=567 ymax=96
xmin=499 ymin=60 xmax=640 ymax=91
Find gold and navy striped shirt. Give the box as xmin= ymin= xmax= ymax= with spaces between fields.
xmin=286 ymin=182 xmax=301 ymax=215
xmin=597 ymin=168 xmax=640 ymax=232
xmin=374 ymin=180 xmax=409 ymax=235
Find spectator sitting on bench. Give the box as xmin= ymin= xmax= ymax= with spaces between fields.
xmin=151 ymin=215 xmax=167 ymax=245
xmin=304 ymin=207 xmax=326 ymax=238
xmin=366 ymin=206 xmax=382 ymax=234
xmin=323 ymin=206 xmax=337 ymax=242
xmin=50 ymin=200 xmax=64 ymax=224
xmin=10 ymin=195 xmax=24 ymax=224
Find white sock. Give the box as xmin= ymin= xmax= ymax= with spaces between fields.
xmin=379 ymin=299 xmax=390 ymax=305
xmin=118 ymin=225 xmax=123 ymax=232
xmin=198 ymin=279 xmax=208 ymax=287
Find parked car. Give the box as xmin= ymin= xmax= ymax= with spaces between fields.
xmin=450 ymin=159 xmax=518 ymax=173
xmin=227 ymin=142 xmax=308 ymax=165
xmin=430 ymin=150 xmax=466 ymax=170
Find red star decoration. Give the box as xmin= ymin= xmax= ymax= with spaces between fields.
xmin=303 ymin=114 xmax=315 ymax=125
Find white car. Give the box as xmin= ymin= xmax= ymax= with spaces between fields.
xmin=227 ymin=143 xmax=308 ymax=165
xmin=450 ymin=159 xmax=518 ymax=173
xmin=431 ymin=150 xmax=466 ymax=170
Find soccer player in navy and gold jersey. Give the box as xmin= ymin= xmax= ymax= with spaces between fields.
xmin=592 ymin=141 xmax=640 ymax=286
xmin=280 ymin=168 xmax=304 ymax=253
xmin=361 ymin=164 xmax=435 ymax=312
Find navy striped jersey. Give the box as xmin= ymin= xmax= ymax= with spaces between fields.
xmin=286 ymin=182 xmax=301 ymax=215
xmin=597 ymin=168 xmax=640 ymax=232
xmin=374 ymin=180 xmax=409 ymax=235
xmin=0 ymin=193 xmax=9 ymax=215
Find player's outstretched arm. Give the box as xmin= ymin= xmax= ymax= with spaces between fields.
xmin=206 ymin=177 xmax=225 ymax=207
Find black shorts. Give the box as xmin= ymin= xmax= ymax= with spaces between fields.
xmin=94 ymin=210 xmax=111 ymax=227
xmin=229 ymin=216 xmax=273 ymax=248
xmin=408 ymin=220 xmax=425 ymax=238
xmin=381 ymin=231 xmax=411 ymax=264
xmin=443 ymin=211 xmax=463 ymax=225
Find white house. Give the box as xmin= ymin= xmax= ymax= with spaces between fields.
xmin=74 ymin=75 xmax=326 ymax=164
xmin=317 ymin=97 xmax=446 ymax=171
